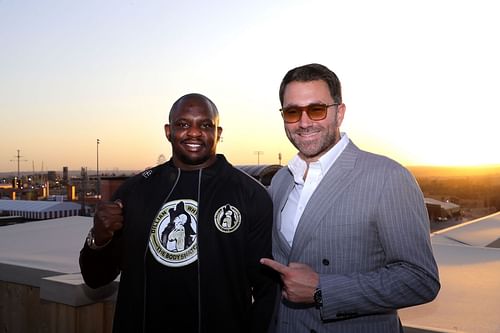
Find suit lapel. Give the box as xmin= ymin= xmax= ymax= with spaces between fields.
xmin=272 ymin=169 xmax=294 ymax=258
xmin=289 ymin=142 xmax=360 ymax=261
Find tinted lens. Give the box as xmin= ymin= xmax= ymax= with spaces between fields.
xmin=307 ymin=104 xmax=328 ymax=120
xmin=282 ymin=108 xmax=301 ymax=122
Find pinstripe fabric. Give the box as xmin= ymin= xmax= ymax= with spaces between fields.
xmin=269 ymin=141 xmax=440 ymax=333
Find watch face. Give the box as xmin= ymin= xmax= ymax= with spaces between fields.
xmin=314 ymin=288 xmax=323 ymax=307
xmin=86 ymin=228 xmax=107 ymax=249
xmin=86 ymin=230 xmax=93 ymax=246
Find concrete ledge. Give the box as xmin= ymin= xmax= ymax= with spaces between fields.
xmin=40 ymin=273 xmax=118 ymax=307
xmin=0 ymin=262 xmax=61 ymax=287
xmin=403 ymin=324 xmax=466 ymax=333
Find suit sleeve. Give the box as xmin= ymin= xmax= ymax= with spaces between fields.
xmin=247 ymin=187 xmax=280 ymax=332
xmin=319 ymin=165 xmax=440 ymax=320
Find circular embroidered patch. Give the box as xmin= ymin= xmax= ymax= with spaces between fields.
xmin=214 ymin=204 xmax=241 ymax=233
xmin=149 ymin=199 xmax=198 ymax=267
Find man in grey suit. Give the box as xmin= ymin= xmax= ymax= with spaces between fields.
xmin=260 ymin=63 xmax=440 ymax=332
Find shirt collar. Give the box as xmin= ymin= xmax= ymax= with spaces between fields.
xmin=288 ymin=132 xmax=349 ymax=184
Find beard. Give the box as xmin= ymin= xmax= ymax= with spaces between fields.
xmin=286 ymin=125 xmax=339 ymax=161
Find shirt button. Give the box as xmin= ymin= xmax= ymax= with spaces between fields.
xmin=322 ymin=259 xmax=330 ymax=266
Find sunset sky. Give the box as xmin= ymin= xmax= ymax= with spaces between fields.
xmin=1 ymin=0 xmax=499 ymax=174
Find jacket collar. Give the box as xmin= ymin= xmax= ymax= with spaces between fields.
xmin=164 ymin=154 xmax=229 ymax=178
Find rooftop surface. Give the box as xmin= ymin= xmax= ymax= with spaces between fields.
xmin=400 ymin=211 xmax=500 ymax=333
xmin=1 ymin=211 xmax=499 ymax=332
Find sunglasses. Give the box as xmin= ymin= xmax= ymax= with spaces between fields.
xmin=280 ymin=103 xmax=338 ymax=123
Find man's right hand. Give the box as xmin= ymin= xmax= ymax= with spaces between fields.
xmin=93 ymin=200 xmax=124 ymax=246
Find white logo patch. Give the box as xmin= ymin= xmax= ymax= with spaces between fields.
xmin=214 ymin=204 xmax=241 ymax=233
xmin=142 ymin=169 xmax=153 ymax=178
xmin=149 ymin=199 xmax=198 ymax=267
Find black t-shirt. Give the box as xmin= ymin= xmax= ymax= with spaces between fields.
xmin=145 ymin=170 xmax=201 ymax=332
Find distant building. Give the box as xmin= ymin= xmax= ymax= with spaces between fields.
xmin=47 ymin=171 xmax=57 ymax=182
xmin=425 ymin=197 xmax=462 ymax=222
xmin=0 ymin=199 xmax=89 ymax=221
xmin=62 ymin=166 xmax=69 ymax=185
xmin=100 ymin=176 xmax=130 ymax=201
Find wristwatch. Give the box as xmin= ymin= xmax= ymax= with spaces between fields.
xmin=86 ymin=228 xmax=111 ymax=250
xmin=313 ymin=288 xmax=323 ymax=308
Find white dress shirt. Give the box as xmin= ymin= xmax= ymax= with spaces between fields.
xmin=280 ymin=133 xmax=350 ymax=246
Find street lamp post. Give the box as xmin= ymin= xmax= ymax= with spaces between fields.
xmin=96 ymin=139 xmax=100 ymax=198
xmin=254 ymin=151 xmax=264 ymax=165
xmin=80 ymin=167 xmax=87 ymax=216
xmin=10 ymin=149 xmax=27 ymax=188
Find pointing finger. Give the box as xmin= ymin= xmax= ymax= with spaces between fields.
xmin=260 ymin=258 xmax=289 ymax=274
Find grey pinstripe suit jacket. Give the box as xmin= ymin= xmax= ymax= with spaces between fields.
xmin=269 ymin=141 xmax=440 ymax=333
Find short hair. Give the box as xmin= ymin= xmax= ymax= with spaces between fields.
xmin=279 ymin=63 xmax=342 ymax=106
xmin=169 ymin=93 xmax=219 ymax=123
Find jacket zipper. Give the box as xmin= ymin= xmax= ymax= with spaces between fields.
xmin=141 ymin=168 xmax=181 ymax=333
xmin=196 ymin=168 xmax=203 ymax=333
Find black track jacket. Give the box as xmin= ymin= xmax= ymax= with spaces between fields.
xmin=79 ymin=155 xmax=277 ymax=333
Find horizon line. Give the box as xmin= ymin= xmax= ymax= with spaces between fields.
xmin=2 ymin=163 xmax=500 ymax=176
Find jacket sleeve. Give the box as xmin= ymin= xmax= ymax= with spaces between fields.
xmin=79 ymin=185 xmax=128 ymax=289
xmin=319 ymin=165 xmax=440 ymax=320
xmin=79 ymin=235 xmax=122 ymax=288
xmin=247 ymin=187 xmax=280 ymax=333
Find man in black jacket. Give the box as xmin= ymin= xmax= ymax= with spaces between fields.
xmin=80 ymin=93 xmax=277 ymax=333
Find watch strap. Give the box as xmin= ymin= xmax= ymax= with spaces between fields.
xmin=86 ymin=228 xmax=111 ymax=250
